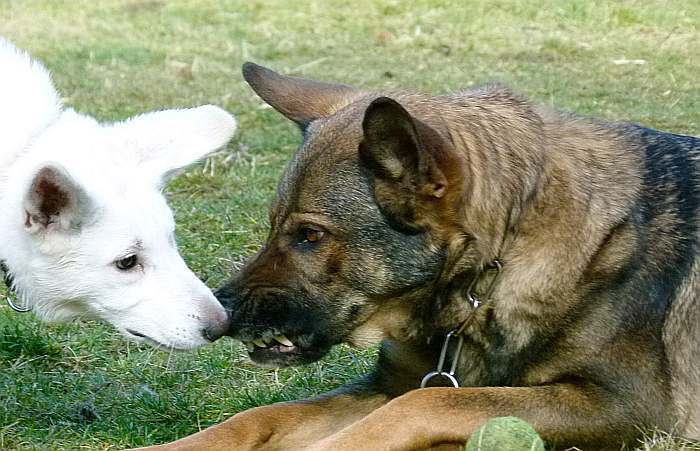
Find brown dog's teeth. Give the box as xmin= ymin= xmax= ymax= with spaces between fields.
xmin=274 ymin=335 xmax=294 ymax=347
xmin=253 ymin=339 xmax=267 ymax=347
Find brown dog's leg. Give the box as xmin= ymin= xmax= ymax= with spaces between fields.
xmin=306 ymin=385 xmax=638 ymax=451
xmin=134 ymin=388 xmax=388 ymax=451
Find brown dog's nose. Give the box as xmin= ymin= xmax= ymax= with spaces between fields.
xmin=213 ymin=281 xmax=241 ymax=336
xmin=213 ymin=285 xmax=236 ymax=309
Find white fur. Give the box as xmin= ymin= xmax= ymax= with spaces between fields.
xmin=0 ymin=39 xmax=236 ymax=349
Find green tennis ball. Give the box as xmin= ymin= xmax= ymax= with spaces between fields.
xmin=465 ymin=416 xmax=545 ymax=451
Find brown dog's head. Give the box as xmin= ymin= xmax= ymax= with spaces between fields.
xmin=219 ymin=64 xmax=535 ymax=367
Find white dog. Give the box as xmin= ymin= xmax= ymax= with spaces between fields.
xmin=0 ymin=39 xmax=236 ymax=350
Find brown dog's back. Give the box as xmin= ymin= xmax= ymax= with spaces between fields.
xmin=216 ymin=64 xmax=700 ymax=448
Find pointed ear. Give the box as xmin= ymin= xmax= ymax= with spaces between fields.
xmin=359 ymin=97 xmax=448 ymax=230
xmin=23 ymin=164 xmax=95 ymax=234
xmin=242 ymin=62 xmax=358 ymax=131
xmin=115 ymin=105 xmax=236 ymax=184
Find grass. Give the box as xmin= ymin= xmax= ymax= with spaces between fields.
xmin=0 ymin=0 xmax=697 ymax=449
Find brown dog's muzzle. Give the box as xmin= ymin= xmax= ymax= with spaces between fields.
xmin=215 ymin=276 xmax=341 ymax=368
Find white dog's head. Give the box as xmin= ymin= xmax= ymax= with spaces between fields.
xmin=0 ymin=39 xmax=236 ymax=350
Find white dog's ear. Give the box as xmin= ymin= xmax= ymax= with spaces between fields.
xmin=23 ymin=164 xmax=95 ymax=234
xmin=115 ymin=105 xmax=237 ymax=184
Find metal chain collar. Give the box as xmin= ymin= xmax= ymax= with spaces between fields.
xmin=420 ymin=259 xmax=502 ymax=388
xmin=0 ymin=260 xmax=32 ymax=313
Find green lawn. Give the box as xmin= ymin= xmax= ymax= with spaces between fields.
xmin=0 ymin=0 xmax=698 ymax=449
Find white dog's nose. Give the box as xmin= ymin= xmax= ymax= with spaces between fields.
xmin=202 ymin=304 xmax=230 ymax=342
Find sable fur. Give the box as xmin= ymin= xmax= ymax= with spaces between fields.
xmin=146 ymin=63 xmax=699 ymax=450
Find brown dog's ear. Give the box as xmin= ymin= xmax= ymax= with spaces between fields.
xmin=359 ymin=97 xmax=448 ymax=230
xmin=242 ymin=62 xmax=357 ymax=131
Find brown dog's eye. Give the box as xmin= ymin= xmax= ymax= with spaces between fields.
xmin=115 ymin=254 xmax=139 ymax=271
xmin=299 ymin=227 xmax=325 ymax=244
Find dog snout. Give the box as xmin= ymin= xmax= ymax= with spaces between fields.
xmin=202 ymin=323 xmax=226 ymax=342
xmin=214 ymin=283 xmax=239 ymax=310
xmin=214 ymin=283 xmax=248 ymax=337
xmin=202 ymin=307 xmax=230 ymax=342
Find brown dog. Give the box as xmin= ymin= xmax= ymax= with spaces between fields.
xmin=149 ymin=64 xmax=700 ymax=450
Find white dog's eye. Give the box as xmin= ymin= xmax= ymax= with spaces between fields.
xmin=115 ymin=254 xmax=139 ymax=271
